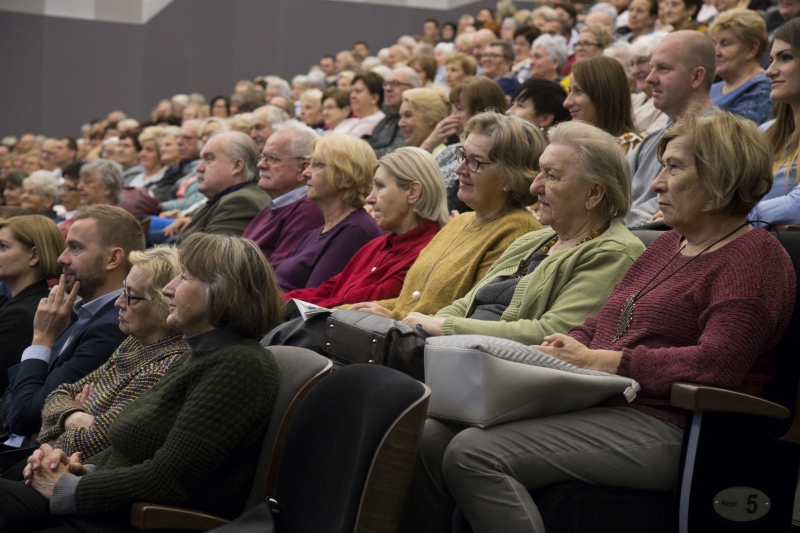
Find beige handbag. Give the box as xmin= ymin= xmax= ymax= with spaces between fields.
xmin=424 ymin=335 xmax=640 ymax=428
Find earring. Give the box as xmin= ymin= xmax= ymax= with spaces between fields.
xmin=503 ymin=187 xmax=509 ymax=192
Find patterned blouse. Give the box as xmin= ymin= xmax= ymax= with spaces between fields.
xmin=38 ymin=334 xmax=189 ymax=460
xmin=617 ymin=132 xmax=643 ymax=156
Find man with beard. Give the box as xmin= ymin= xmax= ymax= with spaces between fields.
xmin=0 ymin=205 xmax=143 ymax=452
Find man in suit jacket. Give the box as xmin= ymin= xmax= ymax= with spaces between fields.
xmin=175 ymin=131 xmax=270 ymax=244
xmin=0 ymin=205 xmax=145 ymax=448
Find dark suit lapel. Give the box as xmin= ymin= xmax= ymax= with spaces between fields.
xmin=48 ymin=299 xmax=118 ymax=371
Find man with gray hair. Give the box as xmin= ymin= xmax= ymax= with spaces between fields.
xmin=365 ymin=66 xmax=421 ymax=158
xmin=626 ymin=31 xmax=716 ymax=224
xmin=249 ymin=104 xmax=289 ymax=152
xmin=175 ymin=131 xmax=270 ymax=243
xmin=243 ymin=120 xmax=325 ymax=267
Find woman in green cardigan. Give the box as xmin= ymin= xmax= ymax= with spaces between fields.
xmin=403 ymin=120 xmax=645 ymax=345
xmin=0 ymin=234 xmax=285 ymax=533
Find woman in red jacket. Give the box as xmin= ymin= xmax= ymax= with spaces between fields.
xmin=286 ymin=146 xmax=449 ymax=308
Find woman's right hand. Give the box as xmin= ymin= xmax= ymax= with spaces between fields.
xmin=420 ymin=115 xmax=462 ymax=153
xmin=348 ymin=302 xmax=393 ymax=317
xmin=73 ymin=383 xmax=95 ymax=404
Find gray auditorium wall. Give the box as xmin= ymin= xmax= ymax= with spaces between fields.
xmin=0 ymin=0 xmax=501 ymax=138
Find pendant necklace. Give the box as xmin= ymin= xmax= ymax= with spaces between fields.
xmin=613 ymin=222 xmax=749 ymax=343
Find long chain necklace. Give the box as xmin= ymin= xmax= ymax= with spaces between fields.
xmin=613 ymin=222 xmax=750 ymax=343
xmin=411 ymin=211 xmax=505 ymax=300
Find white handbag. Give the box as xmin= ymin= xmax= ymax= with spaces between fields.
xmin=424 ymin=335 xmax=640 ymax=428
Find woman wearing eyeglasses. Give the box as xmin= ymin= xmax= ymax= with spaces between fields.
xmin=560 ymin=23 xmax=613 ymax=89
xmin=273 ymin=134 xmax=383 ymax=292
xmin=348 ymin=112 xmax=542 ymax=322
xmin=35 ymin=246 xmax=188 ymax=462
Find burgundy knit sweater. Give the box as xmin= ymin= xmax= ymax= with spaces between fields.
xmin=569 ymin=229 xmax=796 ymax=428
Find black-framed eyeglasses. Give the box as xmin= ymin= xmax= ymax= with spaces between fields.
xmin=455 ymin=146 xmax=495 ymax=173
xmin=123 ymin=280 xmax=149 ymax=306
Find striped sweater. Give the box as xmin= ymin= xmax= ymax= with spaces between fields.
xmin=38 ymin=334 xmax=188 ymax=459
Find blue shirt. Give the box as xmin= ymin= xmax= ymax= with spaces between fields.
xmin=750 ymin=119 xmax=800 ymax=227
xmin=270 ymin=186 xmax=308 ymax=211
xmin=710 ymin=73 xmax=772 ymax=125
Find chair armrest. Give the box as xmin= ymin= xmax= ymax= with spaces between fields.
xmin=670 ymin=382 xmax=790 ymax=419
xmin=131 ymin=502 xmax=229 ymax=531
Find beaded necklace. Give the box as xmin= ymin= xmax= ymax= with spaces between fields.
xmin=539 ymin=220 xmax=611 ymax=256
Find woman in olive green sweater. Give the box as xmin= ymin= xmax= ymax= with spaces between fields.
xmin=403 ymin=121 xmax=645 ymax=346
xmin=0 ymin=234 xmax=285 ymax=533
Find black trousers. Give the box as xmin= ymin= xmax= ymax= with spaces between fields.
xmin=0 ymin=478 xmax=73 ymax=533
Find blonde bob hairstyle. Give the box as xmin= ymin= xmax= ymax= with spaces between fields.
xmin=402 ymin=88 xmax=451 ymax=131
xmin=127 ymin=245 xmax=181 ymax=328
xmin=138 ymin=126 xmax=165 ymax=149
xmin=461 ymin=111 xmax=545 ymax=208
xmin=657 ymin=111 xmax=773 ymax=217
xmin=708 ymin=8 xmax=768 ymax=59
xmin=178 ymin=233 xmax=284 ymax=338
xmin=376 ymin=147 xmax=450 ymax=228
xmin=0 ymin=215 xmax=65 ymax=280
xmin=309 ymin=134 xmax=376 ymax=209
xmin=548 ymin=121 xmax=632 ymax=220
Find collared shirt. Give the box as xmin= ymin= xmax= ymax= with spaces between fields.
xmin=270 ymin=186 xmax=308 ymax=211
xmin=208 ymin=182 xmax=248 ymax=206
xmin=20 ymin=289 xmax=123 ymax=365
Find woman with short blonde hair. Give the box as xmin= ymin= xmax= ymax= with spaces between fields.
xmin=273 ymin=134 xmax=383 ymax=291
xmin=284 ymin=147 xmax=448 ymax=307
xmin=708 ymin=9 xmax=771 ymax=124
xmin=444 ymin=52 xmax=478 ymax=88
xmin=299 ymin=89 xmax=325 ymax=129
xmin=399 ymin=88 xmax=451 ymax=149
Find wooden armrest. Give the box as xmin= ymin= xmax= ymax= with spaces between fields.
xmin=774 ymin=225 xmax=800 ymax=233
xmin=671 ymin=382 xmax=790 ymax=419
xmin=131 ymin=502 xmax=229 ymax=531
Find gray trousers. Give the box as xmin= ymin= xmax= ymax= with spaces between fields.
xmin=438 ymin=406 xmax=683 ymax=533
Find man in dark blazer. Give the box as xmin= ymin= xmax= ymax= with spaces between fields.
xmin=0 ymin=205 xmax=145 ymax=449
xmin=175 ymin=131 xmax=270 ymax=244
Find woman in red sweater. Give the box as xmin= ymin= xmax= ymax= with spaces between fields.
xmin=410 ymin=112 xmax=797 ymax=533
xmin=285 ymin=147 xmax=449 ymax=308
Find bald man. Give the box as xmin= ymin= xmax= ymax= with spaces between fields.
xmin=627 ymin=31 xmax=716 ymax=222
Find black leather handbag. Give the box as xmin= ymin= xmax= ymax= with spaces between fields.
xmin=323 ymin=310 xmax=426 ymax=381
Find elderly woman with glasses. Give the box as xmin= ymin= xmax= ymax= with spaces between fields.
xmin=273 ymin=134 xmax=383 ymax=292
xmin=348 ymin=112 xmax=543 ymax=322
xmin=0 ymin=233 xmax=284 ymax=533
xmin=36 ymin=247 xmax=188 ymax=461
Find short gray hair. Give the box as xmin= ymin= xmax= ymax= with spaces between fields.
xmin=629 ymin=32 xmax=668 ymax=59
xmin=394 ymin=66 xmax=422 ymax=88
xmin=531 ymin=34 xmax=569 ymax=70
xmin=273 ymin=120 xmax=320 ymax=159
xmin=219 ymin=131 xmax=260 ymax=183
xmin=547 ymin=121 xmax=631 ymax=220
xmin=433 ymin=42 xmax=455 ymax=55
xmin=23 ymin=170 xmax=60 ymax=203
xmin=253 ymin=105 xmax=289 ymax=126
xmin=266 ymin=76 xmax=291 ymax=99
xmin=589 ymin=2 xmax=619 ymax=20
xmin=306 ymin=70 xmax=327 ymax=88
xmin=80 ymin=158 xmax=124 ymax=203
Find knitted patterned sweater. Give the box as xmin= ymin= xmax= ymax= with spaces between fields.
xmin=38 ymin=334 xmax=189 ymax=460
xmin=569 ymin=229 xmax=796 ymax=428
xmin=50 ymin=329 xmax=279 ymax=533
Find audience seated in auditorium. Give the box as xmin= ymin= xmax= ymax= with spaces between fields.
xmin=319 ymin=88 xmax=352 ymax=133
xmin=750 ymin=19 xmax=800 ymax=226
xmin=481 ymin=40 xmax=521 ymax=96
xmin=660 ymin=0 xmax=706 ymax=32
xmin=333 ymin=73 xmax=386 ymax=137
xmin=708 ymin=9 xmax=771 ymax=124
xmin=2 ymin=172 xmax=24 ymax=207
xmin=430 ymin=78 xmax=508 ymax=213
xmin=274 ymin=134 xmax=383 ymax=291
xmin=408 ymin=54 xmax=438 ymax=87
xmin=55 ymin=163 xmax=82 ymax=236
xmin=0 ymin=216 xmax=64 ymax=394
xmin=0 ymin=233 xmax=283 ymax=533
xmin=0 ymin=206 xmax=141 ymax=449
xmin=623 ymin=0 xmax=658 ymax=43
xmin=349 ymin=112 xmax=543 ymax=321
xmin=248 ymin=105 xmax=289 ymax=152
xmin=366 ymin=66 xmax=422 ymax=157
xmin=562 ymin=23 xmax=613 ymax=86
xmin=116 ymin=131 xmax=144 ymax=186
xmin=173 ymin=132 xmax=270 ymax=244
xmin=125 ymin=127 xmax=166 ymax=189
xmin=565 ymin=56 xmax=642 ymax=153
xmin=76 ymin=158 xmax=124 ymax=212
xmin=150 ymin=120 xmax=202 ymax=202
xmin=401 ymin=110 xmax=795 ymax=533
xmin=628 ymin=31 xmax=716 ymax=222
xmin=243 ymin=121 xmax=324 ymax=268
xmin=404 ymin=121 xmax=644 ymax=344
xmin=286 ymin=147 xmax=448 ymax=307
xmin=398 ymin=89 xmax=451 ymax=152
xmin=20 ymin=171 xmax=60 ymax=220
xmin=511 ymin=27 xmax=541 ymax=82
xmin=51 ymin=137 xmax=78 ymax=176
xmin=37 ymin=246 xmax=188 ymax=461
xmin=444 ymin=52 xmax=478 ymax=88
